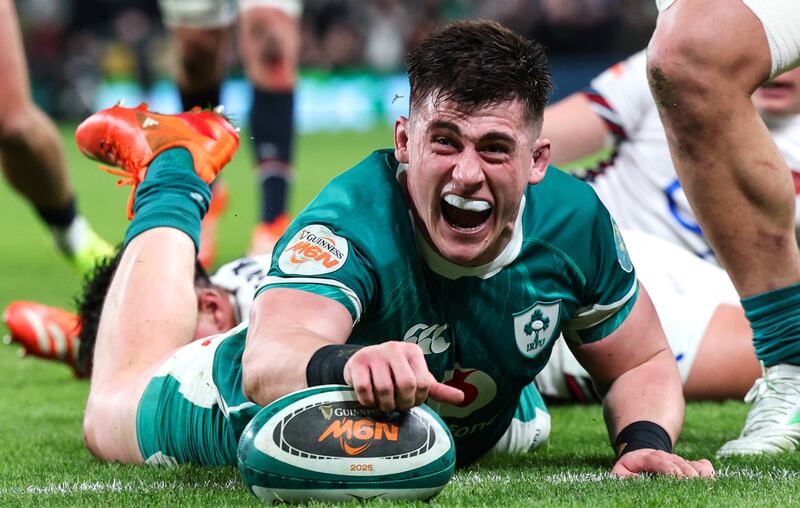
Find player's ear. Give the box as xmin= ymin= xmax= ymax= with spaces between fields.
xmin=196 ymin=289 xmax=232 ymax=335
xmin=394 ymin=116 xmax=410 ymax=163
xmin=529 ymin=138 xmax=551 ymax=185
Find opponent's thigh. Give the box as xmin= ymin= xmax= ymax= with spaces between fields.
xmin=238 ymin=2 xmax=302 ymax=90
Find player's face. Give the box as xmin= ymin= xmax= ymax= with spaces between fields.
xmin=753 ymin=68 xmax=800 ymax=116
xmin=395 ymin=97 xmax=550 ymax=266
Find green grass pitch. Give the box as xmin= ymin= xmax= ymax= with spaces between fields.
xmin=1 ymin=124 xmax=800 ymax=506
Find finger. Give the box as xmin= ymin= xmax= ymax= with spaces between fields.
xmin=668 ymin=454 xmax=699 ymax=479
xmin=345 ymin=362 xmax=376 ymax=407
xmin=347 ymin=360 xmax=376 ymax=407
xmin=610 ymin=461 xmax=638 ymax=478
xmin=690 ymin=459 xmax=716 ymax=478
xmin=405 ymin=349 xmax=434 ymax=406
xmin=369 ymin=361 xmax=396 ymax=412
xmin=428 ymin=382 xmax=465 ymax=405
xmin=388 ymin=354 xmax=417 ymax=411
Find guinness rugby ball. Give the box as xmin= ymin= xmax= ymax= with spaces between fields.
xmin=237 ymin=385 xmax=456 ymax=503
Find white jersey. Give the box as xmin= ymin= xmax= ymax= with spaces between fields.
xmin=209 ymin=255 xmax=272 ymax=323
xmin=580 ymin=49 xmax=800 ymax=263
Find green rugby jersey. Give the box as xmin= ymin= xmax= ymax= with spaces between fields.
xmin=256 ymin=149 xmax=638 ymax=465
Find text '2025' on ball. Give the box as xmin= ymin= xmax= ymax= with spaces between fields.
xmin=237 ymin=385 xmax=456 ymax=503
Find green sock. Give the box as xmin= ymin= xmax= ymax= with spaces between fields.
xmin=742 ymin=282 xmax=800 ymax=367
xmin=124 ymin=148 xmax=210 ymax=250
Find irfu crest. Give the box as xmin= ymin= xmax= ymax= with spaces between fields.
xmin=513 ymin=301 xmax=561 ymax=359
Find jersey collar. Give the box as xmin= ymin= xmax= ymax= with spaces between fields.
xmin=414 ymin=194 xmax=526 ymax=280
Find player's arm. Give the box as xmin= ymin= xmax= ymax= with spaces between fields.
xmin=569 ymin=285 xmax=714 ymax=478
xmin=242 ymin=288 xmax=463 ymax=411
xmin=542 ymin=93 xmax=608 ymax=166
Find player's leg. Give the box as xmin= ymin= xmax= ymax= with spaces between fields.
xmin=649 ymin=0 xmax=800 ymax=455
xmin=158 ymin=0 xmax=237 ymax=269
xmin=78 ymin=105 xmax=239 ymax=462
xmin=0 ymin=3 xmax=112 ymax=272
xmin=239 ymin=1 xmax=301 ymax=254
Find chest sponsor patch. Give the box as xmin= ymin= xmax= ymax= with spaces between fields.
xmin=513 ymin=301 xmax=561 ymax=358
xmin=429 ymin=365 xmax=497 ymax=419
xmin=278 ymin=224 xmax=349 ymax=275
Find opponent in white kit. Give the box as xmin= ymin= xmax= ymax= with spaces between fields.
xmin=539 ymin=49 xmax=800 ymax=406
xmin=648 ymin=0 xmax=800 ymax=456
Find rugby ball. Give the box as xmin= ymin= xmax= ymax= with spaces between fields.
xmin=237 ymin=385 xmax=456 ymax=503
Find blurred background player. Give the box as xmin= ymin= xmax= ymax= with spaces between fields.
xmin=1 ymin=1 xmax=112 ymax=274
xmin=159 ymin=0 xmax=301 ymax=267
xmin=648 ymin=0 xmax=800 ymax=456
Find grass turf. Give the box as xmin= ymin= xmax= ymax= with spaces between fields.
xmin=2 ymin=125 xmax=800 ymax=505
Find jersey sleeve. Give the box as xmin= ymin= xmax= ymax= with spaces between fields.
xmin=582 ymin=49 xmax=652 ymax=142
xmin=561 ymin=204 xmax=639 ymax=344
xmin=254 ymin=223 xmax=376 ymax=324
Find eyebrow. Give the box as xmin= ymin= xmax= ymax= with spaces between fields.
xmin=428 ymin=121 xmax=516 ymax=145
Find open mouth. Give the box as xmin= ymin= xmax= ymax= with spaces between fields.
xmin=441 ymin=194 xmax=492 ymax=231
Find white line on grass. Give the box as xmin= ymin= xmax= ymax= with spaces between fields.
xmin=0 ymin=478 xmax=241 ymax=497
xmin=542 ymin=467 xmax=800 ymax=484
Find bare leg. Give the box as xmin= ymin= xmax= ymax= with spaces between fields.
xmin=0 ymin=2 xmax=72 ymax=209
xmin=648 ymin=0 xmax=800 ymax=296
xmin=650 ymin=0 xmax=800 ymax=455
xmin=684 ymin=305 xmax=761 ymax=401
xmin=172 ymin=26 xmax=231 ymax=107
xmin=83 ymin=228 xmax=198 ymax=463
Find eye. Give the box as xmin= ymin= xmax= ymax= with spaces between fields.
xmin=434 ymin=136 xmax=452 ymax=146
xmin=485 ymin=144 xmax=508 ymax=154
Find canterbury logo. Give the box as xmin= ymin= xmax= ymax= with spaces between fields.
xmin=141 ymin=117 xmax=159 ymax=128
xmin=403 ymin=323 xmax=450 ymax=355
xmin=318 ymin=418 xmax=398 ymax=456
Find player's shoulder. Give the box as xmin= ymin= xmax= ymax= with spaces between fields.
xmin=302 ymin=149 xmax=404 ymax=220
xmin=280 ymin=149 xmax=416 ymax=264
xmin=523 ymin=167 xmax=609 ymax=253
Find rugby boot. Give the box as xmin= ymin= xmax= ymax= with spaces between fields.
xmin=75 ymin=103 xmax=240 ymax=219
xmin=198 ymin=181 xmax=230 ymax=269
xmin=51 ymin=216 xmax=115 ymax=275
xmin=717 ymin=364 xmax=800 ymax=456
xmin=2 ymin=301 xmax=86 ymax=377
xmin=249 ymin=213 xmax=291 ymax=256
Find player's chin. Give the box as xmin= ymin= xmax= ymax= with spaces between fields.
xmin=434 ymin=224 xmax=493 ymax=265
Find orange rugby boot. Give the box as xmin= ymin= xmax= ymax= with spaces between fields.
xmin=198 ymin=181 xmax=230 ymax=269
xmin=2 ymin=301 xmax=85 ymax=377
xmin=75 ymin=103 xmax=240 ymax=219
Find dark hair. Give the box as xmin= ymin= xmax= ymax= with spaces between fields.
xmin=406 ymin=20 xmax=553 ymax=124
xmin=75 ymin=247 xmax=211 ymax=376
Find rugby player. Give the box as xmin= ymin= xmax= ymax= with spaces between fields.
xmin=77 ymin=21 xmax=712 ymax=476
xmin=538 ymin=52 xmax=800 ymax=403
xmin=159 ymin=0 xmax=301 ymax=266
xmin=0 ymin=2 xmax=112 ymax=273
xmin=648 ymin=0 xmax=800 ymax=455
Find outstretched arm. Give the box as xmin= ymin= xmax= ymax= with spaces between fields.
xmin=571 ymin=284 xmax=714 ymax=477
xmin=542 ymin=93 xmax=608 ymax=166
xmin=242 ymin=288 xmax=463 ymax=410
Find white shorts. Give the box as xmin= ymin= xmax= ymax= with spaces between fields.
xmin=159 ymin=0 xmax=301 ymax=29
xmin=537 ymin=230 xmax=740 ymax=401
xmin=656 ymin=0 xmax=800 ymax=77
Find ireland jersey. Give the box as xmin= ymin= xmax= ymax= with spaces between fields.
xmin=257 ymin=149 xmax=638 ymax=464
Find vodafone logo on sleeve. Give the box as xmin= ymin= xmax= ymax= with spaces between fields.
xmin=278 ymin=224 xmax=349 ymax=275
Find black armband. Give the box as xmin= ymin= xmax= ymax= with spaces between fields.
xmin=306 ymin=344 xmax=364 ymax=386
xmin=614 ymin=421 xmax=673 ymax=457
